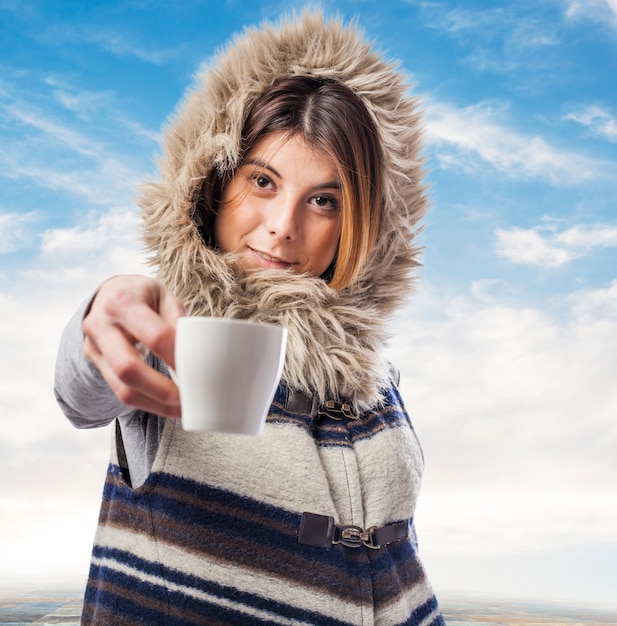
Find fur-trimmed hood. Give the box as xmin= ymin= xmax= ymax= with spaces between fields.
xmin=139 ymin=11 xmax=427 ymax=410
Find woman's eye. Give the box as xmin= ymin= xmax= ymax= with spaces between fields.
xmin=253 ymin=174 xmax=272 ymax=189
xmin=312 ymin=195 xmax=339 ymax=210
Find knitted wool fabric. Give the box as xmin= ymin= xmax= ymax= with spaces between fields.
xmin=84 ymin=385 xmax=444 ymax=625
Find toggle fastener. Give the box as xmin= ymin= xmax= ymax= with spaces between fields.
xmin=317 ymin=401 xmax=359 ymax=420
xmin=298 ymin=512 xmax=409 ymax=550
xmin=334 ymin=524 xmax=379 ymax=549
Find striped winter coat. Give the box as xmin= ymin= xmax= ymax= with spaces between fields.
xmin=58 ymin=10 xmax=446 ymax=625
xmin=83 ymin=383 xmax=443 ymax=625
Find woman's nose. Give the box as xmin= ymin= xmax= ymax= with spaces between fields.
xmin=266 ymin=196 xmax=299 ymax=241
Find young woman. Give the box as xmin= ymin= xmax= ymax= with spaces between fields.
xmin=55 ymin=11 xmax=445 ymax=625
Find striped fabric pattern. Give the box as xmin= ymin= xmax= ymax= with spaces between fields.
xmin=83 ymin=385 xmax=445 ymax=625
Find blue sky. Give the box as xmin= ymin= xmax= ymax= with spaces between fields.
xmin=1 ymin=0 xmax=616 ymax=607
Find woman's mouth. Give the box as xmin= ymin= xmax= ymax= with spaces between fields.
xmin=249 ymin=248 xmax=295 ymax=270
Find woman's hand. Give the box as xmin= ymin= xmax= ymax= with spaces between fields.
xmin=82 ymin=275 xmax=186 ymax=419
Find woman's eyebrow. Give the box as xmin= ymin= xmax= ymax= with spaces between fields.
xmin=244 ymin=158 xmax=280 ymax=178
xmin=315 ymin=181 xmax=342 ymax=190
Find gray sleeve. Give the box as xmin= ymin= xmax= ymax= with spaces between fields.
xmin=54 ymin=295 xmax=169 ymax=488
xmin=116 ymin=412 xmax=168 ymax=488
xmin=54 ymin=295 xmax=134 ymax=429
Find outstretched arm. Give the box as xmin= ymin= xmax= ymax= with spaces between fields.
xmin=55 ymin=275 xmax=185 ymax=425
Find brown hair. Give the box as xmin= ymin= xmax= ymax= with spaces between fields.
xmin=197 ymin=75 xmax=383 ymax=290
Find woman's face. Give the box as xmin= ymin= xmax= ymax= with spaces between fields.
xmin=214 ymin=132 xmax=343 ymax=278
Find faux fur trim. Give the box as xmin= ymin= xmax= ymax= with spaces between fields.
xmin=138 ymin=11 xmax=427 ymax=409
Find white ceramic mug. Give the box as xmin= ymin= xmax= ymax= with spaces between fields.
xmin=173 ymin=317 xmax=287 ymax=435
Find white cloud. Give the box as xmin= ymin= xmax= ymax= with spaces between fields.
xmin=0 ymin=208 xmax=148 ymax=583
xmin=564 ymin=0 xmax=617 ymax=25
xmin=569 ymin=277 xmax=617 ymax=318
xmin=495 ymin=222 xmax=617 ymax=267
xmin=565 ymin=104 xmax=617 ymax=142
xmin=88 ymin=30 xmax=182 ymax=65
xmin=424 ymin=100 xmax=605 ymax=184
xmin=30 ymin=209 xmax=151 ymax=293
xmin=39 ymin=23 xmax=183 ymax=65
xmin=0 ymin=208 xmax=149 ymax=446
xmin=0 ymin=210 xmax=39 ymax=253
xmin=387 ymin=281 xmax=617 ymax=600
xmin=0 ymin=155 xmax=139 ymax=206
xmin=41 ymin=210 xmax=142 ymax=256
xmin=4 ymin=102 xmax=100 ymax=158
xmin=469 ymin=278 xmax=507 ymax=302
xmin=410 ymin=2 xmax=544 ymax=44
xmin=43 ymin=75 xmax=162 ymax=144
xmin=0 ymin=204 xmax=148 ymax=585
xmin=0 ymin=77 xmax=154 ymax=207
xmin=44 ymin=75 xmax=116 ymax=118
xmin=428 ymin=5 xmax=508 ymax=34
xmin=406 ymin=2 xmax=562 ymax=73
xmin=0 ymin=124 xmax=143 ymax=206
xmin=555 ymin=223 xmax=617 ymax=247
xmin=495 ymin=226 xmax=577 ymax=267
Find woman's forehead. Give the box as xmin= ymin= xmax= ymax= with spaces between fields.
xmin=243 ymin=132 xmax=339 ymax=175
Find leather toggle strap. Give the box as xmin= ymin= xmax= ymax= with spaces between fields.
xmin=298 ymin=512 xmax=409 ymax=550
xmin=317 ymin=400 xmax=359 ymax=420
